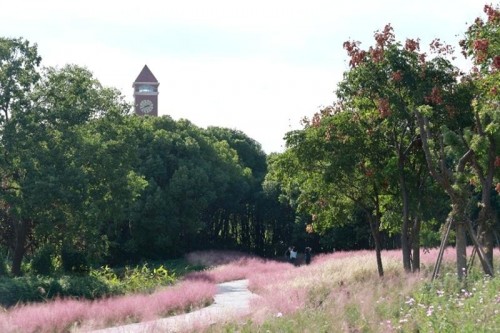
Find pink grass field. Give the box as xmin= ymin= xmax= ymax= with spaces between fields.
xmin=203 ymin=247 xmax=500 ymax=319
xmin=0 ymin=246 xmax=498 ymax=333
xmin=0 ymin=280 xmax=216 ymax=333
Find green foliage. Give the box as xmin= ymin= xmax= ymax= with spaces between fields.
xmin=344 ymin=303 xmax=364 ymax=329
xmin=419 ymin=219 xmax=443 ymax=248
xmin=397 ymin=272 xmax=500 ymax=332
xmin=0 ymin=275 xmax=111 ymax=307
xmin=0 ymin=37 xmax=43 ymax=276
xmin=0 ymin=252 xmax=8 ymax=276
xmin=90 ymin=263 xmax=176 ymax=294
xmin=0 ymin=35 xmax=294 ymax=269
xmin=0 ymin=37 xmax=41 ymax=121
xmin=0 ymin=261 xmax=179 ymax=307
xmin=61 ymin=247 xmax=89 ymax=274
xmin=89 ymin=265 xmax=121 ymax=292
xmin=121 ymin=264 xmax=175 ymax=293
xmin=30 ymin=244 xmax=56 ymax=276
xmin=112 ymin=116 xmax=283 ymax=259
xmin=57 ymin=275 xmax=113 ymax=299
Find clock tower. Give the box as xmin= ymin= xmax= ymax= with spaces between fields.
xmin=133 ymin=65 xmax=159 ymax=116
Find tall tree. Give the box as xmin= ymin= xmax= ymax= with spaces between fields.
xmin=1 ymin=63 xmax=146 ymax=274
xmin=458 ymin=4 xmax=500 ymax=273
xmin=279 ymin=108 xmax=392 ymax=276
xmin=0 ymin=37 xmax=41 ymax=123
xmin=337 ymin=27 xmax=432 ymax=272
xmin=0 ymin=38 xmax=42 ymax=275
xmin=337 ymin=23 xmax=497 ymax=278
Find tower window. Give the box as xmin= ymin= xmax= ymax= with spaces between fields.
xmin=137 ymin=85 xmax=155 ymax=93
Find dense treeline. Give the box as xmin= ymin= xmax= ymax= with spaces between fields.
xmin=0 ymin=35 xmax=387 ymax=278
xmin=0 ymin=38 xmax=303 ymax=275
xmin=0 ymin=4 xmax=498 ymax=281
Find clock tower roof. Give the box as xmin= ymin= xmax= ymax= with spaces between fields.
xmin=133 ymin=65 xmax=158 ymax=84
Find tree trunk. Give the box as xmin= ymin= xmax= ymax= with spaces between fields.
xmin=399 ymin=158 xmax=412 ymax=272
xmin=367 ymin=213 xmax=384 ymax=277
xmin=11 ymin=218 xmax=28 ymax=276
xmin=472 ymin=112 xmax=497 ymax=275
xmin=479 ymin=230 xmax=494 ymax=273
xmin=476 ymin=185 xmax=496 ymax=274
xmin=411 ymin=216 xmax=421 ymax=272
xmin=415 ymin=111 xmax=470 ymax=279
xmin=452 ymin=204 xmax=468 ymax=279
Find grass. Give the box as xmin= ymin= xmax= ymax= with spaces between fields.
xmin=0 ymin=279 xmax=217 ymax=332
xmin=204 ymin=247 xmax=500 ymax=333
xmin=0 ymin=247 xmax=498 ymax=332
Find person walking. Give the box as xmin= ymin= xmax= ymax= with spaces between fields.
xmin=285 ymin=246 xmax=292 ymax=262
xmin=290 ymin=246 xmax=298 ymax=266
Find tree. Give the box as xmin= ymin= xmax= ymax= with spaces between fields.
xmin=0 ymin=37 xmax=42 ymax=275
xmin=278 ymin=108 xmax=392 ymax=276
xmin=0 ymin=37 xmax=41 ymax=123
xmin=1 ymin=63 xmax=146 ymax=275
xmin=338 ymin=27 xmax=426 ymax=272
xmin=413 ymin=7 xmax=499 ymax=276
xmin=336 ymin=21 xmax=497 ymax=278
xmin=458 ymin=4 xmax=500 ymax=273
xmin=204 ymin=127 xmax=270 ymax=254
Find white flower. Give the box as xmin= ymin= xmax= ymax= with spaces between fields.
xmin=405 ymin=297 xmax=415 ymax=306
xmin=426 ymin=306 xmax=434 ymax=317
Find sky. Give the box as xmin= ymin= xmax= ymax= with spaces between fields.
xmin=0 ymin=0 xmax=486 ymax=153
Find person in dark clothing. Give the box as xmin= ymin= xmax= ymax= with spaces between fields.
xmin=285 ymin=246 xmax=291 ymax=261
xmin=304 ymin=247 xmax=312 ymax=265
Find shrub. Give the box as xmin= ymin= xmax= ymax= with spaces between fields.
xmin=0 ymin=252 xmax=8 ymax=277
xmin=30 ymin=244 xmax=56 ymax=276
xmin=0 ymin=277 xmax=35 ymax=307
xmin=58 ymin=275 xmax=112 ymax=299
xmin=0 ymin=275 xmax=113 ymax=308
xmin=91 ymin=264 xmax=176 ymax=294
xmin=61 ymin=247 xmax=89 ymax=274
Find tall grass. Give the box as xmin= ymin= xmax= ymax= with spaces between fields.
xmin=0 ymin=280 xmax=216 ymax=333
xmin=185 ymin=253 xmax=290 ymax=284
xmin=1 ymin=247 xmax=498 ymax=332
xmin=203 ymin=247 xmax=500 ymax=333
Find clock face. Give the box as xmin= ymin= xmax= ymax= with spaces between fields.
xmin=139 ymin=99 xmax=154 ymax=114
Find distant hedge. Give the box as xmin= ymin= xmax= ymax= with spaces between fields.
xmin=0 ymin=275 xmax=112 ymax=308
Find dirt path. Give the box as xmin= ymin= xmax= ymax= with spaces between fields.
xmin=88 ymin=279 xmax=254 ymax=333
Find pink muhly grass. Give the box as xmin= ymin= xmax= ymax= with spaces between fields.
xmin=84 ymin=280 xmax=216 ymax=329
xmin=312 ymin=246 xmax=497 ymax=269
xmin=185 ymin=256 xmax=291 ymax=284
xmin=247 ymin=246 xmax=500 ymax=322
xmin=251 ymin=286 xmax=307 ymax=316
xmin=310 ymin=249 xmax=376 ymax=265
xmin=185 ymin=250 xmax=256 ymax=267
xmin=0 ymin=280 xmax=216 ymax=333
xmin=2 ymin=298 xmax=88 ymax=333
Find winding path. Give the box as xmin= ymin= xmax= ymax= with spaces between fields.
xmin=89 ymin=279 xmax=255 ymax=333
